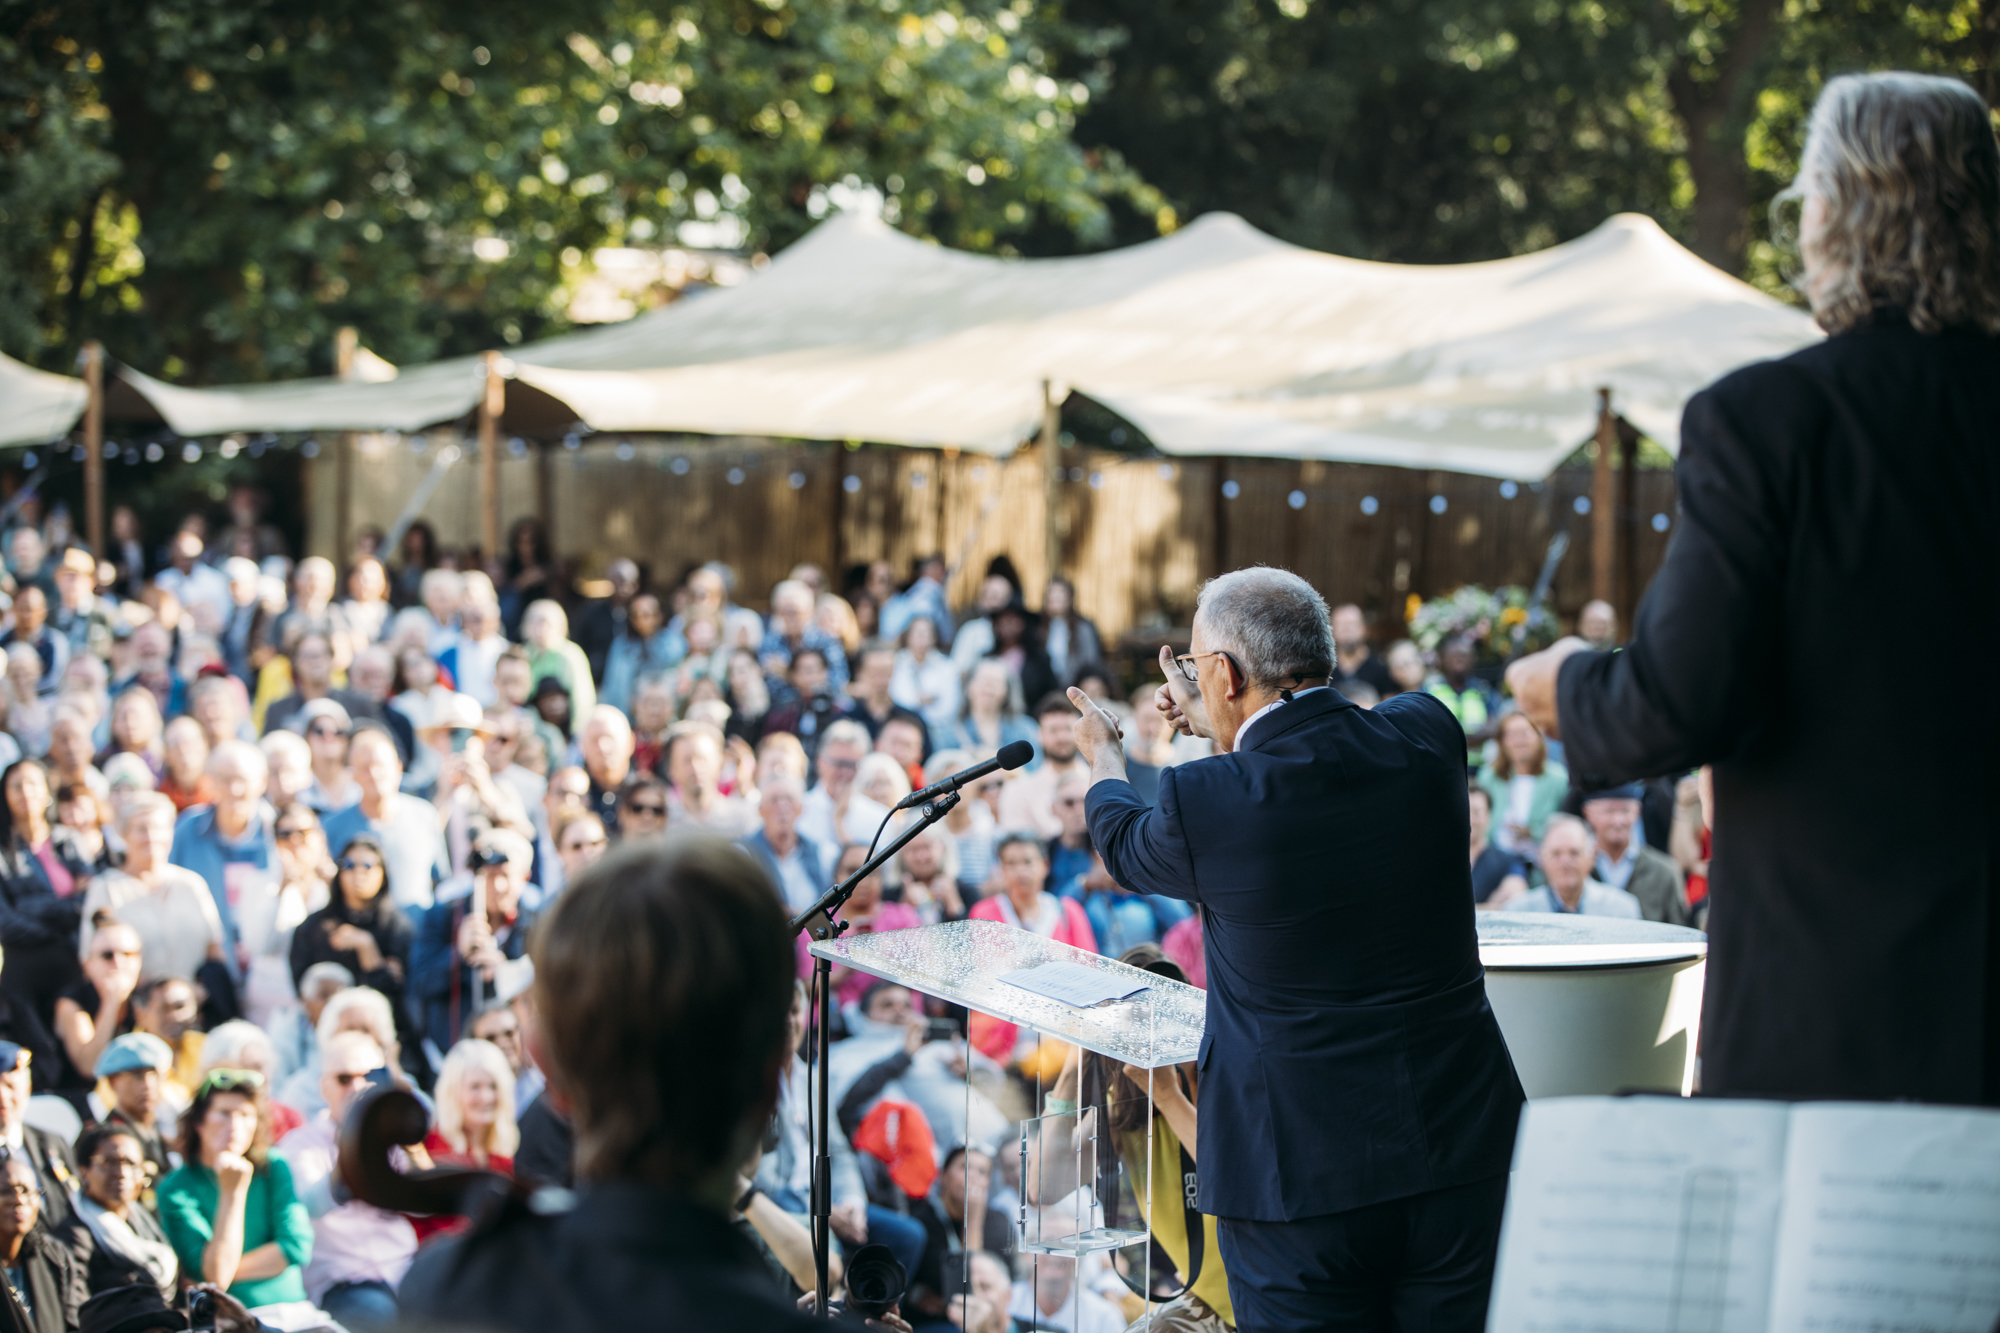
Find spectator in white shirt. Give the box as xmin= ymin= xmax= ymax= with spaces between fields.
xmin=1503 ymin=815 xmax=1643 ymax=918
xmin=995 ymin=698 xmax=1089 ymax=839
xmin=1009 ymin=1253 xmax=1123 ymax=1333
xmin=320 ymin=727 xmax=447 ymax=910
xmin=440 ymin=596 xmax=509 ymax=708
xmin=277 ymin=1029 xmax=418 ymax=1327
xmin=797 ymin=721 xmax=889 ymax=850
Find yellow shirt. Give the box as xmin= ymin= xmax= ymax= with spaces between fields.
xmin=1121 ymin=1115 xmax=1233 ymax=1325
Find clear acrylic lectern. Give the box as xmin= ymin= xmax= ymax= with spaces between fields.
xmin=811 ymin=918 xmax=1207 ymax=1328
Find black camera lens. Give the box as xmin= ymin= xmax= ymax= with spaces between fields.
xmin=843 ymin=1243 xmax=908 ymax=1320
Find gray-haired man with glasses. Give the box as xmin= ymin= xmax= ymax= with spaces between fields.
xmin=1069 ymin=566 xmax=1523 ymax=1333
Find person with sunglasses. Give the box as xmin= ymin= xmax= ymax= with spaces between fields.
xmin=52 ymin=918 xmax=143 ymax=1108
xmin=614 ymin=774 xmax=667 ymax=842
xmin=156 ymin=1068 xmax=313 ymax=1309
xmin=77 ymin=795 xmax=224 ymax=999
xmin=0 ymin=1151 xmax=83 ymax=1333
xmin=292 ymin=699 xmax=359 ymax=816
xmin=287 ymin=835 xmax=413 ymax=1051
xmin=1073 ymin=567 xmax=1523 ymax=1333
xmin=551 ymin=814 xmax=607 ymax=890
xmin=61 ymin=1121 xmax=177 ymax=1299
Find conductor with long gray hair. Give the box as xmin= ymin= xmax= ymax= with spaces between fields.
xmin=1067 ymin=568 xmax=1524 ymax=1332
xmin=1508 ymin=73 xmax=2000 ymax=1105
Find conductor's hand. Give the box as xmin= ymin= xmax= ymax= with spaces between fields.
xmin=1067 ymin=688 xmax=1124 ymax=770
xmin=1503 ymin=636 xmax=1590 ymax=740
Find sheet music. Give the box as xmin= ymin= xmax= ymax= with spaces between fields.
xmin=1766 ymin=1103 xmax=2000 ymax=1333
xmin=999 ymin=961 xmax=1150 ymax=1008
xmin=1487 ymin=1097 xmax=1790 ymax=1333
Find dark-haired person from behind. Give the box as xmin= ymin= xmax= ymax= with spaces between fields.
xmin=399 ymin=833 xmax=822 ymax=1331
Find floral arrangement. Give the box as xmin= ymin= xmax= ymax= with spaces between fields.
xmin=1405 ymin=585 xmax=1557 ymax=660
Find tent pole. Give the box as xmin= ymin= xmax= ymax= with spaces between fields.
xmin=479 ymin=351 xmax=503 ymax=569
xmin=81 ymin=342 xmax=104 ymax=558
xmin=1592 ymin=387 xmax=1616 ymax=607
xmin=1040 ymin=380 xmax=1060 ymax=585
xmin=335 ymin=328 xmax=358 ymax=564
xmin=1618 ymin=420 xmax=1638 ymax=625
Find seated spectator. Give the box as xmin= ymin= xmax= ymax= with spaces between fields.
xmin=628 ymin=677 xmax=677 ymax=775
xmin=87 ymin=1032 xmax=177 ymax=1187
xmin=874 ymin=714 xmax=928 ymax=793
xmin=983 ymin=603 xmax=1056 ymax=708
xmin=530 ymin=767 xmax=589 ymax=899
xmin=575 ymin=706 xmax=632 ymax=836
xmin=99 ymin=689 xmax=165 ymax=784
xmin=664 ymin=722 xmax=756 ymax=835
xmin=760 ymin=649 xmax=858 ymax=761
xmin=956 ymin=1250 xmax=1016 ymax=1333
xmin=111 ymin=621 xmax=185 ymax=724
xmin=167 ymin=739 xmax=277 ymax=978
xmin=600 ymin=593 xmax=674 ymax=718
xmin=54 ymin=917 xmax=143 ymax=1102
xmin=1062 ymin=847 xmax=1189 ymax=959
xmin=470 ymin=988 xmax=541 ymax=1118
xmin=0 ymin=1152 xmax=84 ymax=1331
xmin=949 ymin=660 xmax=1036 ymax=760
xmin=289 ymin=832 xmax=413 ymax=1046
xmin=274 ymin=985 xmax=409 ymax=1117
xmin=269 ymin=962 xmax=353 ymax=1090
xmin=1504 ymin=815 xmax=1642 ymax=918
xmin=966 ymin=835 xmax=1094 ymax=1063
xmin=341 ymin=556 xmax=391 ymax=648
xmin=855 ymin=752 xmax=912 ymax=817
xmin=398 ymin=834 xmax=824 ymax=1331
xmin=1581 ymin=783 xmax=1691 ymax=926
xmin=411 ymin=830 xmax=538 ymax=1054
xmin=826 ymin=846 xmax=922 ymax=1007
xmin=1385 ymin=639 xmax=1427 ymax=697
xmin=480 ymin=704 xmax=546 ymax=825
xmin=1577 ymin=598 xmax=1620 ymax=651
xmin=724 ymin=649 xmax=773 ymax=746
xmin=740 ymin=774 xmax=831 ymax=919
xmin=995 ymin=696 xmax=1089 ymax=839
xmin=3 ymin=585 xmax=69 ymax=694
xmin=552 ymin=813 xmax=608 ymax=891
xmin=257 ymin=730 xmax=312 ymax=818
xmin=1011 ymin=1252 xmax=1121 ymax=1333
xmin=1331 ymin=602 xmax=1397 ymax=701
xmin=1477 ymin=711 xmax=1568 ymax=862
xmin=1468 ymin=786 xmax=1529 ymax=908
xmin=520 ymin=600 xmax=595 ymax=719
xmin=797 ymin=721 xmax=886 ymax=851
xmin=186 ymin=675 xmax=252 ymax=751
xmin=760 ymin=579 xmax=849 ymax=699
xmin=156 ymin=716 xmax=209 ymax=812
xmin=275 ymin=1030 xmax=417 ymax=1329
xmin=321 ymin=727 xmax=446 ymax=911
xmin=890 ymin=616 xmax=959 ymax=743
xmin=614 ymin=774 xmax=667 ymax=843
xmin=412 ymin=1037 xmax=519 ymax=1240
xmin=157 ymin=1069 xmax=314 ymax=1308
xmin=424 ymin=694 xmax=532 ymax=874
xmin=198 ymin=1021 xmax=302 ymax=1141
xmin=0 ymin=757 xmax=89 ymax=1022
xmin=130 ymin=977 xmax=204 ymax=1111
xmin=528 ymin=675 xmax=573 ymax=748
xmin=0 ymin=1040 xmax=76 ymax=1231
xmin=291 ymin=700 xmax=359 ymax=815
xmin=894 ymin=827 xmax=964 ymax=925
xmin=438 ymin=594 xmax=509 ymax=710
xmin=62 ymin=1121 xmax=178 ymax=1298
xmin=46 ymin=710 xmax=109 ymax=804
xmin=1426 ymin=633 xmax=1500 ymax=753
xmin=910 ymin=1146 xmax=1013 ymax=1319
xmin=847 ymin=644 xmax=925 ymax=749
xmin=342 ymin=645 xmax=416 ymax=765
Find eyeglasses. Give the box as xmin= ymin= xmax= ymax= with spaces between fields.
xmin=0 ymin=1184 xmax=41 ymax=1202
xmin=1171 ymin=650 xmax=1239 ymax=685
xmin=329 ymin=1070 xmax=378 ymax=1087
xmin=625 ymin=802 xmax=666 ymax=817
xmin=563 ymin=836 xmax=607 ymax=852
xmin=196 ymin=1068 xmax=264 ymax=1096
xmin=339 ymin=857 xmax=382 ymax=873
xmin=307 ymin=725 xmax=347 ymax=740
xmin=275 ymin=827 xmax=312 ymax=842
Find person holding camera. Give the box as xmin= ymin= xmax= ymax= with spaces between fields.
xmin=410 ymin=831 xmax=539 ymax=1054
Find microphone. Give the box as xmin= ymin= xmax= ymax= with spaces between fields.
xmin=895 ymin=740 xmax=1034 ymax=811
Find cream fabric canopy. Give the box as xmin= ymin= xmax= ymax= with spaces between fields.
xmin=44 ymin=211 xmax=1825 ymax=479
xmin=0 ymin=352 xmax=90 ymax=449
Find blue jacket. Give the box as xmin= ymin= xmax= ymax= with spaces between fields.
xmin=410 ymin=891 xmax=538 ymax=1054
xmin=169 ymin=804 xmax=279 ymax=979
xmin=1086 ymin=688 xmax=1523 ymax=1221
xmin=738 ymin=828 xmax=834 ymax=917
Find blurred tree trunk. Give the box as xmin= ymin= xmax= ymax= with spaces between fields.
xmin=1655 ymin=0 xmax=1785 ymax=275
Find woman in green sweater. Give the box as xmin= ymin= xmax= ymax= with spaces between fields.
xmin=157 ymin=1069 xmax=313 ymax=1309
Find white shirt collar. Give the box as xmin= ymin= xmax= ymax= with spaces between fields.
xmin=1233 ymin=686 xmax=1331 ymax=752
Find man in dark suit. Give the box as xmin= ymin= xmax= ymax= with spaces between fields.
xmin=0 ymin=1041 xmax=77 ymax=1233
xmin=1073 ymin=568 xmax=1524 ymax=1333
xmin=1508 ymin=73 xmax=2000 ymax=1106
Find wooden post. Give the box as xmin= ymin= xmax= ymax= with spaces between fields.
xmin=478 ymin=351 xmax=503 ymax=566
xmin=1040 ymin=380 xmax=1061 ymax=585
xmin=1592 ymin=387 xmax=1617 ymax=605
xmin=80 ymin=342 xmax=105 ymax=558
xmin=536 ymin=437 xmax=555 ymax=554
xmin=334 ymin=328 xmax=357 ymax=564
xmin=1618 ymin=423 xmax=1639 ymax=622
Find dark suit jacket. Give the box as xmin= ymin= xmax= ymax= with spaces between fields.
xmin=0 ymin=1228 xmax=85 ymax=1333
xmin=18 ymin=1127 xmax=77 ymax=1234
xmin=400 ymin=1183 xmax=819 ymax=1333
xmin=1558 ymin=314 xmax=2000 ymax=1104
xmin=1087 ymin=689 xmax=1523 ymax=1221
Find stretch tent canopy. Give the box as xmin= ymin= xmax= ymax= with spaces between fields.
xmin=0 ymin=352 xmax=90 ymax=449
xmin=31 ymin=211 xmax=1824 ymax=480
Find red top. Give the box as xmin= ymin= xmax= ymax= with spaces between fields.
xmin=409 ymin=1130 xmax=514 ymax=1245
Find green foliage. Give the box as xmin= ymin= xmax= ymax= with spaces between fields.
xmin=1 ymin=0 xmax=1147 ymax=382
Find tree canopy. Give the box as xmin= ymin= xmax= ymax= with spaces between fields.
xmin=2 ymin=0 xmax=1992 ymax=388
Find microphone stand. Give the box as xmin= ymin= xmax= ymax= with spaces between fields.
xmin=788 ymin=790 xmax=961 ymax=1319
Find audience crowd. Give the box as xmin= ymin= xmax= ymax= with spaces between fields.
xmin=0 ymin=490 xmax=1707 ymax=1331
